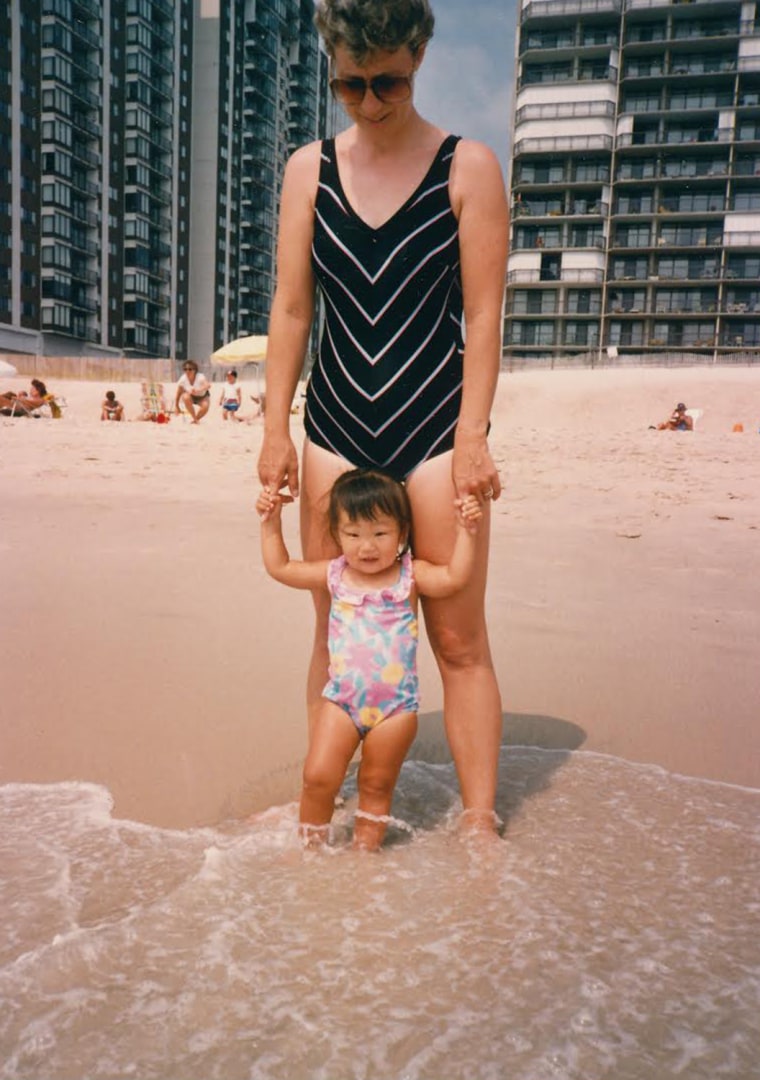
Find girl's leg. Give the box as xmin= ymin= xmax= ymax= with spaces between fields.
xmin=300 ymin=700 xmax=360 ymax=843
xmin=406 ymin=452 xmax=503 ymax=831
xmin=299 ymin=439 xmax=351 ymax=737
xmin=353 ymin=711 xmax=418 ymax=851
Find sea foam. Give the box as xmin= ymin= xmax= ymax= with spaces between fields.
xmin=1 ymin=749 xmax=758 ymax=1080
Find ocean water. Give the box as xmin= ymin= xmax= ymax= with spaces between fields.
xmin=1 ymin=748 xmax=758 ymax=1080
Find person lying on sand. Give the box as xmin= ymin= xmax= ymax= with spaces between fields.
xmin=0 ymin=379 xmax=49 ymax=416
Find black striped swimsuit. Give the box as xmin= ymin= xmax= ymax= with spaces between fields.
xmin=305 ymin=134 xmax=463 ymax=482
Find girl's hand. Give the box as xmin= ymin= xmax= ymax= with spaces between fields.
xmin=256 ymin=487 xmax=293 ymax=521
xmin=455 ymin=493 xmax=484 ymax=531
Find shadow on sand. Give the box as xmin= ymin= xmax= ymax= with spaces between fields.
xmin=376 ymin=710 xmax=588 ymax=834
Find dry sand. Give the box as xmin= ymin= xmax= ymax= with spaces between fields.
xmin=1 ymin=366 xmax=758 ymax=827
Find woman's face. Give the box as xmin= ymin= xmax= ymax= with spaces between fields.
xmin=330 ymin=44 xmax=423 ymax=130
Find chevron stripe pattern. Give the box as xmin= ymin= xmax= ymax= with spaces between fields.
xmin=305 ymin=135 xmax=464 ymax=481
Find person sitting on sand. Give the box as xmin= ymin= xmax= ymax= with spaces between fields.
xmin=101 ymin=390 xmax=124 ymax=422
xmin=174 ymin=361 xmax=211 ymax=423
xmin=0 ymin=379 xmax=49 ymax=417
xmin=656 ymin=403 xmax=693 ymax=431
xmin=219 ymin=369 xmax=243 ymax=421
xmin=256 ymin=466 xmax=483 ymax=852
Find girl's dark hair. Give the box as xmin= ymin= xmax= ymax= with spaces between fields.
xmin=315 ymin=0 xmax=435 ymax=61
xmin=31 ymin=378 xmax=47 ymax=396
xmin=328 ymin=468 xmax=412 ymax=551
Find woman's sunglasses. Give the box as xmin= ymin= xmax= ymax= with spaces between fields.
xmin=329 ymin=73 xmax=413 ymax=106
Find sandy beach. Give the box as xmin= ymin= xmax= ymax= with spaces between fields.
xmin=1 ymin=365 xmax=758 ymax=828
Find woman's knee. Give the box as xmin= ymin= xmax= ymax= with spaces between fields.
xmin=428 ymin=616 xmax=490 ymax=671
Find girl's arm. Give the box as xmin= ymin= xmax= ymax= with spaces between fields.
xmin=257 ymin=490 xmax=329 ymax=591
xmin=412 ymin=496 xmax=483 ymax=599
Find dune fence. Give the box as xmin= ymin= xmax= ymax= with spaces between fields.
xmin=0 ymin=354 xmax=177 ymax=383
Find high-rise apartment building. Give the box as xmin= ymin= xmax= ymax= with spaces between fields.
xmin=0 ymin=0 xmax=328 ymax=362
xmin=505 ymin=0 xmax=760 ymax=363
xmin=189 ymin=0 xmax=329 ymax=363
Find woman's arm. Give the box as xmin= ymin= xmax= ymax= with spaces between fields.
xmin=449 ymin=140 xmax=509 ymax=501
xmin=258 ymin=142 xmax=321 ymax=500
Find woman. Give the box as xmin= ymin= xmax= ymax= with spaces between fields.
xmin=174 ymin=361 xmax=211 ymax=423
xmin=257 ymin=0 xmax=509 ymax=834
xmin=0 ymin=378 xmax=49 ymax=416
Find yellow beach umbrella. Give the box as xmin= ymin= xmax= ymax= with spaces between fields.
xmin=210 ymin=334 xmax=268 ymax=365
xmin=210 ymin=335 xmax=269 ymax=402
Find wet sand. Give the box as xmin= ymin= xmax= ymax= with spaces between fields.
xmin=1 ymin=366 xmax=758 ymax=827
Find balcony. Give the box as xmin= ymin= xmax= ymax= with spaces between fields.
xmin=507 ymin=268 xmax=605 ymax=284
xmin=523 ymin=0 xmax=621 ymax=18
xmin=514 ymin=134 xmax=613 ymax=156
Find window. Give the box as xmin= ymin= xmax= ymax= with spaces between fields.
xmin=608 ymin=321 xmax=644 ymax=346
xmin=510 ymin=291 xmax=557 ymax=315
xmin=564 ymin=322 xmax=599 ymax=347
xmin=566 ymin=290 xmax=602 ymax=315
xmin=509 ymin=321 xmax=556 ymax=346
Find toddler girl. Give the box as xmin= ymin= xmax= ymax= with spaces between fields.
xmin=256 ymin=467 xmax=482 ymax=851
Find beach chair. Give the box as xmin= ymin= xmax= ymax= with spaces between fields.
xmin=685 ymin=408 xmax=703 ymax=429
xmin=140 ymin=380 xmax=170 ymax=422
xmin=6 ymin=393 xmax=66 ymax=418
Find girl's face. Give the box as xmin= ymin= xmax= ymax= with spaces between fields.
xmin=336 ymin=510 xmax=404 ymax=575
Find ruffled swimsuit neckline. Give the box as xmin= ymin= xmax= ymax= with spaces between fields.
xmin=328 ymin=551 xmax=413 ymax=606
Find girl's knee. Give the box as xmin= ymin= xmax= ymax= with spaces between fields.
xmin=302 ymin=759 xmax=341 ymax=802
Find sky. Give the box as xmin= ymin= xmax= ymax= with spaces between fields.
xmin=413 ymin=0 xmax=519 ymax=179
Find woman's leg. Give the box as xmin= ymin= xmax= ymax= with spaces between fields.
xmin=180 ymin=391 xmax=198 ymax=421
xmin=354 ymin=711 xmax=418 ymax=850
xmin=195 ymin=396 xmax=211 ymax=422
xmin=406 ymin=451 xmax=503 ymax=829
xmin=299 ymin=439 xmax=351 ymax=736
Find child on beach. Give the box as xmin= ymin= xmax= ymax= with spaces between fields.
xmin=256 ymin=467 xmax=483 ymax=851
xmin=219 ymin=369 xmax=242 ymax=420
xmin=101 ymin=390 xmax=124 ymax=421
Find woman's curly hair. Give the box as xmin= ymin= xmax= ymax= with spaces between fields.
xmin=314 ymin=0 xmax=435 ymax=61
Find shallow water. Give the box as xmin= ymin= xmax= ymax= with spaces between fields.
xmin=1 ymin=749 xmax=759 ymax=1080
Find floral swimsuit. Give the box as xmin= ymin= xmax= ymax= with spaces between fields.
xmin=322 ymin=552 xmax=419 ymax=738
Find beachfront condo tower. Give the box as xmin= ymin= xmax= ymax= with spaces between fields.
xmin=505 ymin=0 xmax=760 ymax=364
xmin=188 ymin=0 xmax=330 ymax=363
xmin=0 ymin=0 xmax=328 ymax=361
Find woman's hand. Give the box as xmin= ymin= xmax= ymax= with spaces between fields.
xmin=452 ymin=428 xmax=501 ymax=503
xmin=258 ymin=430 xmax=300 ymax=501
